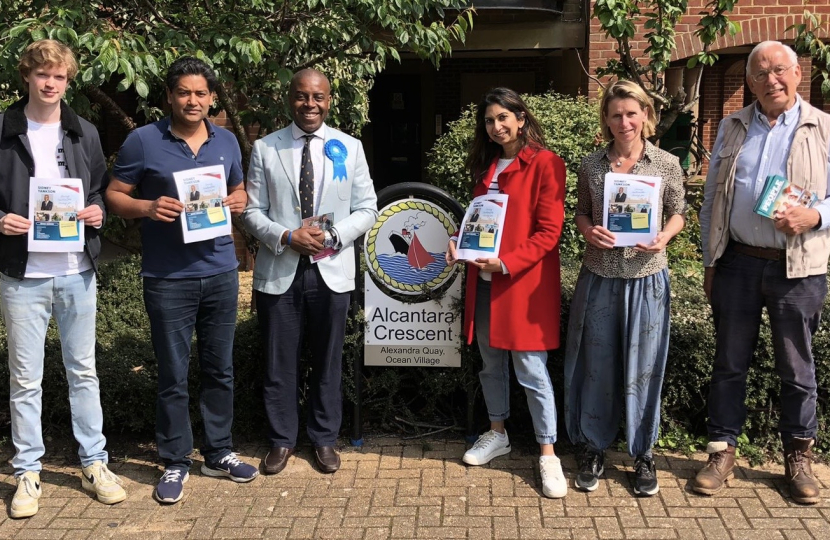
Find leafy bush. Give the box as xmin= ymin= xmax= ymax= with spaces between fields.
xmin=0 ymin=255 xmax=827 ymax=459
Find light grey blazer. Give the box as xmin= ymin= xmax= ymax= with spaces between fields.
xmin=242 ymin=124 xmax=378 ymax=295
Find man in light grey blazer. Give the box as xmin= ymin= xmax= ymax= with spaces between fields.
xmin=242 ymin=69 xmax=378 ymax=475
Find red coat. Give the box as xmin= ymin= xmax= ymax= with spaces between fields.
xmin=463 ymin=146 xmax=566 ymax=351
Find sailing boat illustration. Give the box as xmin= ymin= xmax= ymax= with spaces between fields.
xmin=388 ymin=227 xmax=435 ymax=269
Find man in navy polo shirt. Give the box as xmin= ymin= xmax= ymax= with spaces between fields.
xmin=106 ymin=57 xmax=257 ymax=504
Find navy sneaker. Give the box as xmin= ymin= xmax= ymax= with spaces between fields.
xmin=201 ymin=453 xmax=259 ymax=483
xmin=575 ymin=450 xmax=604 ymax=492
xmin=154 ymin=469 xmax=188 ymax=504
xmin=633 ymin=455 xmax=659 ymax=496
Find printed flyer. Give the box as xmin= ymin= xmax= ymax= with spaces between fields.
xmin=173 ymin=165 xmax=231 ymax=244
xmin=27 ymin=178 xmax=85 ymax=252
xmin=602 ymin=172 xmax=662 ymax=247
xmin=455 ymin=194 xmax=509 ymax=260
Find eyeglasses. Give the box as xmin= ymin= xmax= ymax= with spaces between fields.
xmin=750 ymin=64 xmax=795 ymax=83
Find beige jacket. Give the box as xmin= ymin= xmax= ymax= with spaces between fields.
xmin=707 ymin=100 xmax=830 ymax=278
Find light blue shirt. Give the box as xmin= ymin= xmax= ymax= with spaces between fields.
xmin=701 ymin=97 xmax=830 ymax=266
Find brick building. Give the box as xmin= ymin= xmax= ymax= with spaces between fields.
xmin=364 ymin=0 xmax=586 ymax=188
xmin=367 ymin=1 xmax=830 ymax=182
xmin=585 ymin=0 xmax=830 ymax=173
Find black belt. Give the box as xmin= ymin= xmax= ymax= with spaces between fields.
xmin=729 ymin=241 xmax=785 ymax=261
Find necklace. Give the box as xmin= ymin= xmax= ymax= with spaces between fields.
xmin=609 ymin=145 xmax=643 ymax=169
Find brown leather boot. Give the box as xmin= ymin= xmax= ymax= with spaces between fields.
xmin=784 ymin=438 xmax=821 ymax=504
xmin=692 ymin=441 xmax=736 ymax=495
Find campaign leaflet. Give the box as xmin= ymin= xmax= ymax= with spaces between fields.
xmin=455 ymin=194 xmax=509 ymax=260
xmin=27 ymin=178 xmax=85 ymax=252
xmin=602 ymin=172 xmax=662 ymax=247
xmin=753 ymin=174 xmax=819 ymax=219
xmin=173 ymin=165 xmax=232 ymax=244
xmin=304 ymin=212 xmax=336 ymax=263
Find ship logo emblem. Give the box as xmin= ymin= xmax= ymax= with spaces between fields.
xmin=365 ymin=199 xmax=458 ymax=295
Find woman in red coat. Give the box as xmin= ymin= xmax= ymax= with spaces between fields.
xmin=446 ymin=87 xmax=567 ymax=498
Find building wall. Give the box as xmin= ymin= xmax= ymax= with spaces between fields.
xmin=589 ymin=0 xmax=830 ymax=98
xmin=588 ymin=0 xmax=830 ymax=174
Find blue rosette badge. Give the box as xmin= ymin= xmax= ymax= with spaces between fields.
xmin=325 ymin=139 xmax=348 ymax=182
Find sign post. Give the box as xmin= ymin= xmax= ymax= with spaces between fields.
xmin=352 ymin=183 xmax=465 ymax=445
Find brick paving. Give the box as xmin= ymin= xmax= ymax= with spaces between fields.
xmin=1 ymin=439 xmax=828 ymax=539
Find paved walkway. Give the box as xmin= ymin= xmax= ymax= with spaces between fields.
xmin=1 ymin=438 xmax=829 ymax=539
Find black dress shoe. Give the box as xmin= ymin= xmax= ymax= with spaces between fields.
xmin=314 ymin=446 xmax=341 ymax=474
xmin=263 ymin=446 xmax=294 ymax=475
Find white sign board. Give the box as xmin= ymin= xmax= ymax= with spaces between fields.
xmin=363 ymin=197 xmax=462 ymax=368
xmin=364 ymin=275 xmax=461 ymax=367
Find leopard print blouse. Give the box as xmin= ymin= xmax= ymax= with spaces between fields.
xmin=576 ymin=141 xmax=687 ymax=279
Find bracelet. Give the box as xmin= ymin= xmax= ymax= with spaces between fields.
xmin=287 ymin=231 xmax=293 ymax=246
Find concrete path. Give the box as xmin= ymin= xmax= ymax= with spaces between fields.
xmin=1 ymin=438 xmax=828 ymax=539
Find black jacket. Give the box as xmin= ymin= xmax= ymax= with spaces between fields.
xmin=0 ymin=96 xmax=108 ymax=278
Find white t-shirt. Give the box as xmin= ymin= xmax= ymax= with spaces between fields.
xmin=480 ymin=157 xmax=515 ymax=282
xmin=25 ymin=119 xmax=92 ymax=278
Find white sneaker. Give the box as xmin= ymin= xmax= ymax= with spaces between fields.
xmin=540 ymin=455 xmax=567 ymax=498
xmin=462 ymin=430 xmax=511 ymax=466
xmin=81 ymin=461 xmax=127 ymax=505
xmin=10 ymin=471 xmax=42 ymax=518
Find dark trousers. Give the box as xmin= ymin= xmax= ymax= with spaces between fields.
xmin=708 ymin=247 xmax=826 ymax=446
xmin=143 ymin=270 xmax=238 ymax=471
xmin=256 ymin=262 xmax=350 ymax=448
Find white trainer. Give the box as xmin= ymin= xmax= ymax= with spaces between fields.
xmin=81 ymin=461 xmax=127 ymax=505
xmin=11 ymin=471 xmax=42 ymax=519
xmin=462 ymin=430 xmax=511 ymax=466
xmin=540 ymin=455 xmax=567 ymax=499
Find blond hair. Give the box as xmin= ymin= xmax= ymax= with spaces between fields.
xmin=599 ymin=80 xmax=657 ymax=142
xmin=18 ymin=39 xmax=78 ymax=82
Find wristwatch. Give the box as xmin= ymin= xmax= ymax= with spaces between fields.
xmin=323 ymin=230 xmax=335 ymax=249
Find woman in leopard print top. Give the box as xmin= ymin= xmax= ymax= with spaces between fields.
xmin=563 ymin=80 xmax=686 ymax=497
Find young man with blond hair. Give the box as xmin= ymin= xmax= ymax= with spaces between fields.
xmin=0 ymin=39 xmax=125 ymax=518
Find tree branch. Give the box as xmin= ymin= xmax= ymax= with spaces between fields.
xmin=141 ymin=0 xmax=181 ymax=30
xmin=296 ymin=33 xmax=364 ymax=70
xmin=83 ymin=86 xmax=137 ymax=131
xmin=573 ymin=47 xmax=606 ymax=91
xmin=621 ymin=37 xmax=645 ymax=88
xmin=214 ymin=83 xmax=251 ymax=165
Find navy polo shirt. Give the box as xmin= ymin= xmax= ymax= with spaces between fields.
xmin=112 ymin=118 xmax=243 ymax=278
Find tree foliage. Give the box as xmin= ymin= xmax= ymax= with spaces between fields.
xmin=790 ymin=10 xmax=830 ymax=100
xmin=0 ymin=0 xmax=473 ymax=163
xmin=593 ymin=0 xmax=739 ymax=136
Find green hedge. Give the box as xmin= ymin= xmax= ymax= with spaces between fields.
xmin=0 ymin=255 xmax=827 ymax=461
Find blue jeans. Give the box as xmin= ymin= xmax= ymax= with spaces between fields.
xmin=474 ymin=279 xmax=557 ymax=444
xmin=0 ymin=270 xmax=107 ymax=475
xmin=708 ymin=247 xmax=826 ymax=446
xmin=143 ymin=270 xmax=238 ymax=470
